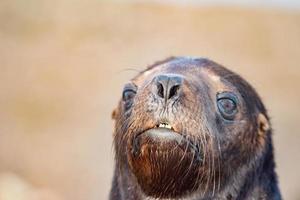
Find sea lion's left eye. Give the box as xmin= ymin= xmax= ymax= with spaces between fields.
xmin=217 ymin=92 xmax=238 ymax=120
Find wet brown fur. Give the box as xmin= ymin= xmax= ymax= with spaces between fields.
xmin=110 ymin=57 xmax=281 ymax=200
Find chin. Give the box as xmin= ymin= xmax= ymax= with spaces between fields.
xmin=127 ymin=125 xmax=205 ymax=198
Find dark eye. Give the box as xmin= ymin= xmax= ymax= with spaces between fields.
xmin=122 ymin=83 xmax=137 ymax=110
xmin=217 ymin=92 xmax=238 ymax=120
xmin=123 ymin=89 xmax=136 ymax=102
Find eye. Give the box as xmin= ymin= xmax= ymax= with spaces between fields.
xmin=122 ymin=83 xmax=137 ymax=110
xmin=122 ymin=89 xmax=136 ymax=102
xmin=217 ymin=92 xmax=238 ymax=120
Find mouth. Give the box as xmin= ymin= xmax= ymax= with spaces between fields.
xmin=157 ymin=122 xmax=173 ymax=129
xmin=131 ymin=122 xmax=202 ymax=162
xmin=128 ymin=122 xmax=203 ymax=198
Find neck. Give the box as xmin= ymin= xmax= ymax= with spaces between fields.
xmin=110 ymin=140 xmax=281 ymax=200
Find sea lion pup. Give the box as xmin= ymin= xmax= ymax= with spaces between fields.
xmin=110 ymin=57 xmax=281 ymax=200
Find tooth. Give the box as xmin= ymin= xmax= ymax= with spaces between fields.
xmin=158 ymin=123 xmax=172 ymax=129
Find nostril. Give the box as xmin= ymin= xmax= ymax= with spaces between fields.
xmin=169 ymin=84 xmax=180 ymax=99
xmin=153 ymin=74 xmax=183 ymax=102
xmin=157 ymin=82 xmax=164 ymax=98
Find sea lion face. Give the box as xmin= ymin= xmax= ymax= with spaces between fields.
xmin=113 ymin=57 xmax=270 ymax=199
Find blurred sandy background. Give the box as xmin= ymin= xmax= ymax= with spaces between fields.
xmin=0 ymin=0 xmax=299 ymax=199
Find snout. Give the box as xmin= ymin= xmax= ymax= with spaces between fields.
xmin=152 ymin=74 xmax=184 ymax=105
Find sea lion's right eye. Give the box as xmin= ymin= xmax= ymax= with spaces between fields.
xmin=122 ymin=83 xmax=137 ymax=110
xmin=122 ymin=89 xmax=136 ymax=102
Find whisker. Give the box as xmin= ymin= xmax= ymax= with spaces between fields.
xmin=191 ymin=136 xmax=203 ymax=192
xmin=211 ymin=134 xmax=216 ymax=196
xmin=116 ymin=68 xmax=142 ymax=74
xmin=217 ymin=135 xmax=222 ymax=192
xmin=204 ymin=126 xmax=213 ymax=196
xmin=176 ymin=128 xmax=190 ymax=167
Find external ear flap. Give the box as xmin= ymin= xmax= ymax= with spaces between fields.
xmin=256 ymin=113 xmax=270 ymax=147
xmin=112 ymin=108 xmax=118 ymax=120
xmin=258 ymin=113 xmax=270 ymax=134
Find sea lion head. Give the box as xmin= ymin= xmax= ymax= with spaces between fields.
xmin=112 ymin=57 xmax=271 ymax=199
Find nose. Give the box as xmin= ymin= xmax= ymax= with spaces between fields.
xmin=154 ymin=74 xmax=183 ymax=103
